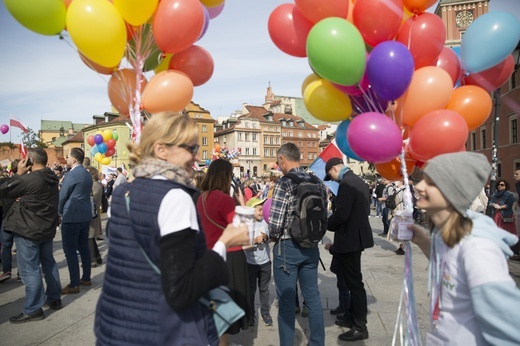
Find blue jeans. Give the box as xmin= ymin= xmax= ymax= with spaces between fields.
xmin=61 ymin=221 xmax=91 ymax=287
xmin=273 ymin=239 xmax=324 ymax=346
xmin=382 ymin=208 xmax=391 ymax=234
xmin=376 ymin=201 xmax=384 ymax=217
xmin=14 ymin=235 xmax=61 ymax=314
xmin=2 ymin=226 xmax=14 ymax=273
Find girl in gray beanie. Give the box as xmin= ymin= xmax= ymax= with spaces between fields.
xmin=410 ymin=152 xmax=520 ymax=346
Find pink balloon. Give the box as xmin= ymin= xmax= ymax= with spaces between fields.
xmin=463 ymin=55 xmax=515 ymax=93
xmin=436 ymin=47 xmax=462 ymax=85
xmin=332 ymin=72 xmax=370 ymax=96
xmin=0 ymin=124 xmax=9 ymax=134
xmin=347 ymin=112 xmax=403 ymax=163
xmin=206 ymin=2 xmax=225 ymax=19
xmin=262 ymin=198 xmax=272 ymax=223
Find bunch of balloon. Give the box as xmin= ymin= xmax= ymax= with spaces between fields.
xmin=87 ymin=130 xmax=119 ymax=166
xmin=212 ymin=143 xmax=241 ymax=161
xmin=4 ymin=0 xmax=227 ymax=144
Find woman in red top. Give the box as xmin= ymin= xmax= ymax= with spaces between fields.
xmin=197 ymin=159 xmax=252 ymax=344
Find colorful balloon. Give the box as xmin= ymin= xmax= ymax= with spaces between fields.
xmin=79 ymin=52 xmax=118 ymax=75
xmin=87 ymin=135 xmax=96 ymax=147
xmin=307 ymin=18 xmax=366 ymax=86
xmin=375 ymin=155 xmax=416 ymax=181
xmin=402 ymin=0 xmax=437 ymax=13
xmin=262 ymin=198 xmax=272 ymax=223
xmin=94 ymin=152 xmax=104 ymax=162
xmin=206 ymin=2 xmax=225 ymax=19
xmin=446 ymin=85 xmax=492 ymax=131
xmin=214 ymin=143 xmax=221 ymax=152
xmin=106 ymin=139 xmax=117 ymax=149
xmin=169 ymin=45 xmax=214 ymax=86
xmin=113 ymin=0 xmax=158 ymax=26
xmin=0 ymin=125 xmax=9 ymax=135
xmin=268 ymin=3 xmax=314 ymax=58
xmin=112 ymin=131 xmax=119 ymax=141
xmin=335 ymin=120 xmax=363 ymax=161
xmin=435 ymin=47 xmax=462 ymax=86
xmin=200 ymin=0 xmax=224 ymax=7
xmin=91 ymin=146 xmax=99 ymax=156
xmin=294 ymin=0 xmax=349 ymax=24
xmin=141 ymin=71 xmax=194 ymax=113
xmin=67 ymin=0 xmax=127 ymax=68
xmin=102 ymin=129 xmax=113 ymax=142
xmin=94 ymin=134 xmax=104 ymax=145
xmin=105 ymin=148 xmax=116 ymax=157
xmin=350 ymin=88 xmax=389 ymax=114
xmin=353 ymin=0 xmax=403 ymax=47
xmin=347 ymin=112 xmax=403 ymax=163
xmin=408 ymin=110 xmax=469 ymax=162
xmin=97 ymin=143 xmax=108 ymax=154
xmin=301 ymin=73 xmax=320 ymax=96
xmin=367 ymin=41 xmax=414 ymax=101
xmin=461 ymin=11 xmax=520 ymax=73
xmin=4 ymin=0 xmax=66 ymax=35
xmin=303 ymin=79 xmax=353 ymax=122
xmin=108 ymin=69 xmax=148 ymax=115
xmin=101 ymin=157 xmax=111 ymax=165
xmin=153 ymin=0 xmax=205 ymax=54
xmin=154 ymin=54 xmax=173 ymax=75
xmin=463 ymin=55 xmax=515 ymax=93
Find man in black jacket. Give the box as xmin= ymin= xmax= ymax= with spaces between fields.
xmin=325 ymin=158 xmax=374 ymax=342
xmin=0 ymin=149 xmax=62 ymax=323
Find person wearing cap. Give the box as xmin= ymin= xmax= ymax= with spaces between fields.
xmin=410 ymin=152 xmax=520 ymax=345
xmin=244 ymin=197 xmax=273 ymax=327
xmin=325 ymin=157 xmax=374 ymax=342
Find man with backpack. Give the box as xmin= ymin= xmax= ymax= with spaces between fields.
xmin=325 ymin=157 xmax=374 ymax=342
xmin=268 ymin=143 xmax=327 ymax=346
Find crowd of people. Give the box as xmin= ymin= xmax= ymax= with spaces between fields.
xmin=0 ymin=112 xmax=519 ymax=345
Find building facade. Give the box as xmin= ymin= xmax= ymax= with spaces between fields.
xmin=185 ymin=101 xmax=216 ymax=166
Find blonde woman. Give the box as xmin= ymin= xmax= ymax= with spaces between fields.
xmin=95 ymin=113 xmax=249 ymax=346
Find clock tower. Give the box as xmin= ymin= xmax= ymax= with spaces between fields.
xmin=434 ymin=0 xmax=490 ymax=47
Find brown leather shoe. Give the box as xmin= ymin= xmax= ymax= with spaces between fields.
xmin=80 ymin=279 xmax=92 ymax=286
xmin=61 ymin=285 xmax=80 ymax=294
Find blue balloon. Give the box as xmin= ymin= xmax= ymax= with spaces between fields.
xmin=97 ymin=143 xmax=108 ymax=154
xmin=461 ymin=11 xmax=520 ymax=73
xmin=90 ymin=146 xmax=99 ymax=156
xmin=367 ymin=41 xmax=414 ymax=101
xmin=336 ymin=120 xmax=363 ymax=161
xmin=205 ymin=159 xmax=211 ymax=165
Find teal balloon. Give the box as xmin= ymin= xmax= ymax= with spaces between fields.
xmin=336 ymin=119 xmax=363 ymax=161
xmin=307 ymin=18 xmax=366 ymax=86
xmin=461 ymin=11 xmax=520 ymax=73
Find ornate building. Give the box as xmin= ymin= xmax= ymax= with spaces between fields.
xmin=185 ymin=101 xmax=216 ymax=166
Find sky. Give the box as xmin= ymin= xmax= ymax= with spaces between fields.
xmin=1 ymin=0 xmax=519 ymax=141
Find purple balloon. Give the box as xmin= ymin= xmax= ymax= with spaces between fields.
xmin=349 ymin=87 xmax=388 ymax=114
xmin=206 ymin=2 xmax=225 ymax=19
xmin=347 ymin=112 xmax=402 ymax=163
xmin=94 ymin=134 xmax=104 ymax=145
xmin=367 ymin=41 xmax=414 ymax=101
xmin=198 ymin=6 xmax=210 ymax=41
xmin=262 ymin=198 xmax=272 ymax=223
xmin=0 ymin=124 xmax=9 ymax=134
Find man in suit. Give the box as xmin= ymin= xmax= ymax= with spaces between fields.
xmin=325 ymin=158 xmax=374 ymax=342
xmin=59 ymin=148 xmax=93 ymax=294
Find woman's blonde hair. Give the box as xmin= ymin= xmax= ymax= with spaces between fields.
xmin=438 ymin=210 xmax=473 ymax=247
xmin=127 ymin=112 xmax=198 ymax=165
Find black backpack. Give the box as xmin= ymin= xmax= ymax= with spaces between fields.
xmin=385 ymin=187 xmax=403 ymax=210
xmin=285 ymin=173 xmax=327 ymax=248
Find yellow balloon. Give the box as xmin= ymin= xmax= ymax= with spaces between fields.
xmin=113 ymin=0 xmax=159 ymax=26
xmin=67 ymin=0 xmax=127 ymax=68
xmin=4 ymin=0 xmax=66 ymax=36
xmin=101 ymin=157 xmax=111 ymax=165
xmin=301 ymin=73 xmax=320 ymax=96
xmin=154 ymin=53 xmax=172 ymax=74
xmin=303 ymin=79 xmax=352 ymax=122
xmin=102 ymin=129 xmax=112 ymax=142
xmin=200 ymin=0 xmax=224 ymax=8
xmin=94 ymin=152 xmax=103 ymax=162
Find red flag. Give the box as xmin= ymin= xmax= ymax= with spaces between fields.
xmin=319 ymin=140 xmax=343 ymax=163
xmin=10 ymin=115 xmax=28 ymax=133
xmin=20 ymin=141 xmax=27 ymax=159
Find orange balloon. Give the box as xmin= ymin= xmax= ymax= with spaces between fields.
xmin=400 ymin=66 xmax=453 ymax=127
xmin=214 ymin=143 xmax=221 ymax=152
xmin=375 ymin=155 xmax=416 ymax=181
xmin=446 ymin=85 xmax=492 ymax=131
xmin=346 ymin=0 xmax=355 ymax=23
xmin=141 ymin=70 xmax=194 ymax=113
xmin=168 ymin=45 xmax=214 ymax=86
xmin=108 ymin=69 xmax=148 ymax=115
xmin=80 ymin=52 xmax=118 ymax=75
xmin=301 ymin=73 xmax=320 ymax=96
xmin=402 ymin=0 xmax=437 ymax=13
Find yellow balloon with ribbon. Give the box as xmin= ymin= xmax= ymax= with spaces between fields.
xmin=67 ymin=0 xmax=127 ymax=68
xmin=303 ymin=79 xmax=352 ymax=122
xmin=113 ymin=0 xmax=159 ymax=26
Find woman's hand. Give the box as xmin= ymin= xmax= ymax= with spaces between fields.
xmin=218 ymin=223 xmax=249 ymax=248
xmin=409 ymin=224 xmax=431 ymax=259
xmin=235 ymin=188 xmax=246 ymax=206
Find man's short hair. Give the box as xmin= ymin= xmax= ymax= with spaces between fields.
xmin=116 ymin=167 xmax=123 ymax=173
xmin=70 ymin=147 xmax=85 ymax=164
xmin=29 ymin=148 xmax=48 ymax=166
xmin=277 ymin=143 xmax=300 ymax=162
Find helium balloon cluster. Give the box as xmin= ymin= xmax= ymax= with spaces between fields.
xmin=212 ymin=143 xmax=241 ymax=161
xmin=268 ymin=0 xmax=520 ymax=180
xmin=87 ymin=130 xmax=119 ymax=166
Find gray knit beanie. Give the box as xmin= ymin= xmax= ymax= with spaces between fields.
xmin=423 ymin=152 xmax=491 ymax=216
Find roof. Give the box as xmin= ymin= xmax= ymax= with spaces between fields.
xmin=62 ymin=130 xmax=83 ymax=145
xmin=40 ymin=120 xmax=90 ymax=132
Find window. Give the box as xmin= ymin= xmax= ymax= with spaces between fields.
xmin=245 ymin=122 xmax=249 ymax=128
xmin=282 ymin=131 xmax=286 ymax=136
xmin=277 ymin=137 xmax=280 ymax=144
xmin=202 ymin=150 xmax=207 ymax=159
xmin=264 ymin=149 xmax=268 ymax=156
xmin=307 ymin=133 xmax=311 ymax=138
xmin=471 ymin=132 xmax=476 ymax=151
xmin=289 ymin=131 xmax=293 ymax=137
xmin=263 ymin=164 xmax=267 ymax=170
xmin=308 ymin=153 xmax=312 ymax=160
xmin=245 ymin=133 xmax=249 ymax=141
xmin=253 ymin=148 xmax=257 ymax=155
xmin=270 ymin=136 xmax=274 ymax=144
xmin=480 ymin=127 xmax=486 ymax=149
xmin=202 ymin=137 xmax=207 ymax=145
xmin=202 ymin=125 xmax=207 ymax=133
xmin=298 ymin=142 xmax=302 ymax=147
xmin=307 ymin=142 xmax=310 ymax=147
xmin=497 ymin=162 xmax=502 ymax=178
xmin=264 ymin=136 xmax=268 ymax=144
xmin=298 ymin=132 xmax=302 ymax=137
xmin=253 ymin=123 xmax=257 ymax=128
xmin=510 ymin=116 xmax=518 ymax=144
xmin=238 ymin=132 xmax=242 ymax=140
xmin=223 ymin=136 xmax=227 ymax=144
xmin=252 ymin=133 xmax=257 ymax=141
xmin=270 ymin=149 xmax=274 ymax=157
xmin=245 ymin=148 xmax=250 ymax=155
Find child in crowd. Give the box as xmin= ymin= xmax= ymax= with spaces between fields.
xmin=244 ymin=197 xmax=273 ymax=327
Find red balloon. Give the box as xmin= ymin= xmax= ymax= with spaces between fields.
xmin=105 ymin=148 xmax=116 ymax=157
xmin=294 ymin=0 xmax=349 ymax=24
xmin=108 ymin=69 xmax=148 ymax=115
xmin=87 ymin=135 xmax=96 ymax=147
xmin=408 ymin=109 xmax=468 ymax=162
xmin=353 ymin=0 xmax=403 ymax=47
xmin=169 ymin=45 xmax=214 ymax=86
xmin=436 ymin=47 xmax=462 ymax=85
xmin=268 ymin=3 xmax=314 ymax=58
xmin=106 ymin=138 xmax=117 ymax=149
xmin=153 ymin=0 xmax=205 ymax=54
xmin=463 ymin=55 xmax=515 ymax=93
xmin=397 ymin=13 xmax=446 ymax=69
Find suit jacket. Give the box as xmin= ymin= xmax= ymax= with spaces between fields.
xmin=59 ymin=164 xmax=93 ymax=223
xmin=327 ymin=170 xmax=374 ymax=253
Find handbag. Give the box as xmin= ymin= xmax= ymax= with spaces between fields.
xmin=502 ymin=215 xmax=514 ymax=223
xmin=91 ymin=192 xmax=98 ymax=219
xmin=125 ymin=190 xmax=244 ymax=337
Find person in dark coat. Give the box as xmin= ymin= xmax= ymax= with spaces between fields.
xmin=325 ymin=158 xmax=374 ymax=342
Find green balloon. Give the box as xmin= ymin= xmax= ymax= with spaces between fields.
xmin=128 ymin=24 xmax=162 ymax=72
xmin=112 ymin=131 xmax=119 ymax=141
xmin=5 ymin=0 xmax=66 ymax=36
xmin=307 ymin=18 xmax=366 ymax=86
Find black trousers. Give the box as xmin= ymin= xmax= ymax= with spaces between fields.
xmin=247 ymin=261 xmax=272 ymax=317
xmin=338 ymin=251 xmax=367 ymax=327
